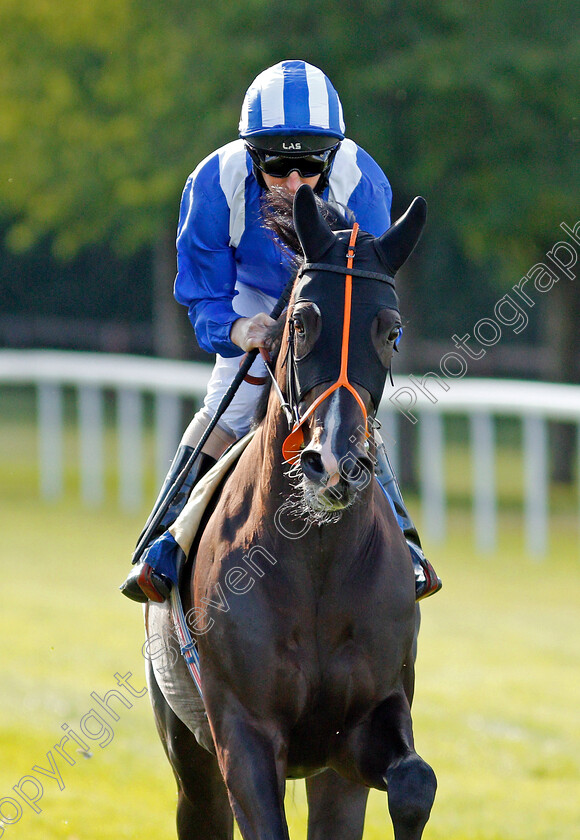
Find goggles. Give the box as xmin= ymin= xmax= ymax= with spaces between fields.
xmin=246 ymin=143 xmax=339 ymax=179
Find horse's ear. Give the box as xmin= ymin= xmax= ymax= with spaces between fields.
xmin=293 ymin=184 xmax=336 ymax=261
xmin=375 ymin=196 xmax=427 ymax=274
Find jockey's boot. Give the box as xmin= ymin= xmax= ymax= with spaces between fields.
xmin=120 ymin=447 xmax=216 ymax=603
xmin=375 ymin=438 xmax=442 ymax=601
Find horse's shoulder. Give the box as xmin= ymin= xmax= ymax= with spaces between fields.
xmin=197 ymin=431 xmax=267 ymax=553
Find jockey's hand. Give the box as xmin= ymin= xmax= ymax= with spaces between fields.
xmin=230 ymin=313 xmax=276 ymax=353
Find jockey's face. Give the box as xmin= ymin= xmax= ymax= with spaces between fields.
xmin=262 ymin=171 xmax=321 ymax=195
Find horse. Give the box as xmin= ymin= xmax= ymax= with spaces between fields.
xmin=145 ymin=184 xmax=437 ymax=840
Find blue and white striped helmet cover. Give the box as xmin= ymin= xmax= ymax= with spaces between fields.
xmin=239 ymin=60 xmax=346 ymax=140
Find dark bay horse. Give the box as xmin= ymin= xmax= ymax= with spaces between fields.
xmin=145 ymin=185 xmax=436 ymax=840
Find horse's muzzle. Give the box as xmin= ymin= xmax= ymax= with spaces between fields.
xmin=300 ymin=447 xmax=374 ymax=511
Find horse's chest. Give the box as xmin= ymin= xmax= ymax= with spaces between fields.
xmin=197 ymin=494 xmax=414 ymax=769
xmin=280 ymin=635 xmax=391 ymax=774
xmin=276 ymin=598 xmax=407 ymax=723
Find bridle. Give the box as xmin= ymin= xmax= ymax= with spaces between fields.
xmin=265 ymin=223 xmax=398 ymax=464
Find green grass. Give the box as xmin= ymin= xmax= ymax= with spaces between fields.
xmin=1 ymin=495 xmax=579 ymax=839
xmin=1 ymin=387 xmax=579 ymax=838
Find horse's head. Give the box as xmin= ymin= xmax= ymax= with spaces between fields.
xmin=282 ymin=185 xmax=426 ymax=519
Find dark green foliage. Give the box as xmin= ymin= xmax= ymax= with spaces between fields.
xmin=0 ymin=0 xmax=577 ymax=358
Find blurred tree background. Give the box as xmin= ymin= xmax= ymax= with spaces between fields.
xmin=0 ymin=0 xmax=578 ymax=470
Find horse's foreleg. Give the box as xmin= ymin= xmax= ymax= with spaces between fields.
xmin=345 ymin=689 xmax=436 ymax=840
xmin=147 ymin=660 xmax=233 ymax=840
xmin=385 ymin=751 xmax=437 ymax=840
xmin=401 ymin=605 xmax=421 ymax=705
xmin=306 ymin=768 xmax=368 ymax=840
xmin=210 ymin=709 xmax=290 ymax=840
xmin=376 ymin=690 xmax=436 ymax=840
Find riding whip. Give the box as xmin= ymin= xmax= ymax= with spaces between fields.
xmin=132 ymin=273 xmax=296 ymax=563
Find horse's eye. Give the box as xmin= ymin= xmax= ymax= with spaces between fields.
xmin=293 ymin=318 xmax=305 ymax=337
xmin=388 ymin=326 xmax=401 ymax=342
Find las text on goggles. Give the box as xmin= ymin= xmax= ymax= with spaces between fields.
xmin=246 ymin=144 xmax=339 ymax=179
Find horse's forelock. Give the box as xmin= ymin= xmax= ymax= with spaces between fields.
xmin=265 ymin=316 xmax=286 ymax=356
xmin=261 ymin=189 xmax=353 ymax=257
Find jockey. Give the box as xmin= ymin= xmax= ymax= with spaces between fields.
xmin=121 ymin=60 xmax=441 ymax=604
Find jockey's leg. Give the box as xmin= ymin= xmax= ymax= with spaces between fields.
xmin=374 ymin=434 xmax=442 ymax=601
xmin=136 ymin=410 xmax=234 ymax=552
xmin=120 ymin=408 xmax=236 ymax=603
xmin=120 ymin=281 xmax=279 ymax=604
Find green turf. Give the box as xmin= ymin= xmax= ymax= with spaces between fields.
xmin=1 ymin=386 xmax=579 ymax=838
xmin=1 ymin=495 xmax=578 ymax=839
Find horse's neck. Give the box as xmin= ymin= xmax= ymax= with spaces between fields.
xmin=255 ymin=390 xmax=293 ymax=497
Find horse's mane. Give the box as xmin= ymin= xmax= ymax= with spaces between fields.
xmin=251 ymin=190 xmax=355 ymax=428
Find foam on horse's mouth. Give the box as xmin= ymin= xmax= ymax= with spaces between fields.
xmin=302 ymin=489 xmax=344 ymax=524
xmin=305 ymin=481 xmax=350 ymax=512
xmin=282 ymin=461 xmax=352 ymax=525
xmin=301 ymin=474 xmax=365 ymax=525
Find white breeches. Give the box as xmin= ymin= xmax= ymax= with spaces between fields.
xmin=196 ymin=281 xmax=278 ymax=440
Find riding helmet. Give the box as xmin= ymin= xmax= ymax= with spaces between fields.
xmin=240 ymin=60 xmax=345 ymax=189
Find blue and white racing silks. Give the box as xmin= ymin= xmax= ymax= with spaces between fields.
xmin=174 ymin=138 xmax=393 ymax=357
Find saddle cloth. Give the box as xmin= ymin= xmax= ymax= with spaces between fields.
xmin=168 ymin=429 xmax=256 ymax=555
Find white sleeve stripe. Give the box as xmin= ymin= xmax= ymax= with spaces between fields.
xmin=327 ymin=139 xmax=361 ymax=207
xmin=218 ymin=141 xmax=248 ymax=247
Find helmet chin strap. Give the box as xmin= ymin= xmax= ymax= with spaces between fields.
xmin=282 ymin=223 xmax=371 ymax=465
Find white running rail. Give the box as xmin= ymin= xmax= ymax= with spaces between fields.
xmin=1 ymin=349 xmax=579 ymax=556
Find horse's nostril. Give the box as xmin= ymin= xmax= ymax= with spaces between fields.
xmin=300 ymin=450 xmax=326 ymax=482
xmin=340 ymin=455 xmax=374 ymax=488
